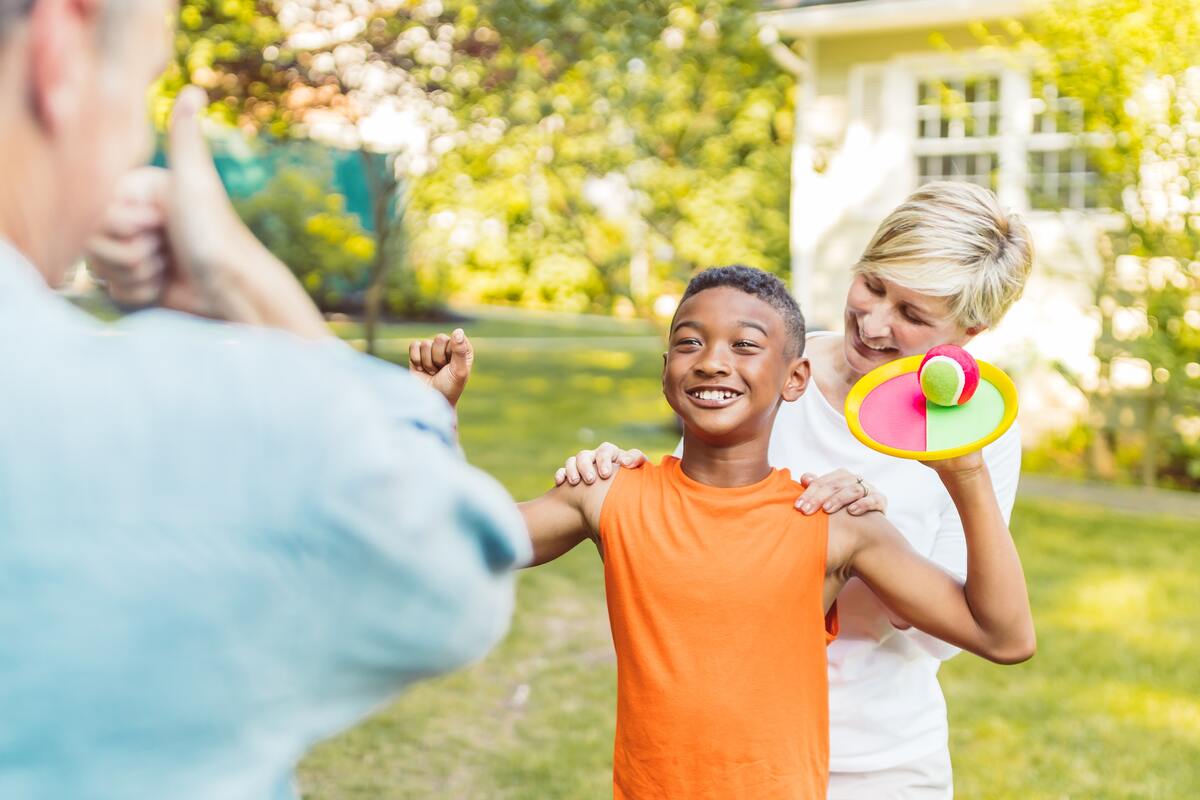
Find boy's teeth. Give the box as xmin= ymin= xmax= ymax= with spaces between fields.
xmin=696 ymin=390 xmax=736 ymax=400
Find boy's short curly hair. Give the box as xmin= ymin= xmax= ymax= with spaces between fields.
xmin=678 ymin=265 xmax=807 ymax=357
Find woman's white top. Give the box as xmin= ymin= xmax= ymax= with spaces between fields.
xmin=775 ymin=333 xmax=1021 ymax=771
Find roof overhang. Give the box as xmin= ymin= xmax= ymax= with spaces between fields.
xmin=760 ymin=0 xmax=1031 ymax=38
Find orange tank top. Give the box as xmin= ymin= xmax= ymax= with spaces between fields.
xmin=599 ymin=456 xmax=837 ymax=800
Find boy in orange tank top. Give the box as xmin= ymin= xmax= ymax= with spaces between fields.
xmin=410 ymin=266 xmax=1035 ymax=799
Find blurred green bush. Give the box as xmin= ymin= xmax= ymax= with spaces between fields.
xmin=233 ymin=154 xmax=446 ymax=317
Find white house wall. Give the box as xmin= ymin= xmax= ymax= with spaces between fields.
xmin=790 ymin=25 xmax=1102 ymax=441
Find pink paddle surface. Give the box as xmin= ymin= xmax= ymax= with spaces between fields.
xmin=858 ymin=373 xmax=927 ymax=451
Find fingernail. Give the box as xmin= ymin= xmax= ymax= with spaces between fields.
xmin=823 ymin=501 xmax=834 ymax=511
xmin=799 ymin=501 xmax=812 ymax=514
xmin=453 ymin=328 xmax=464 ymax=343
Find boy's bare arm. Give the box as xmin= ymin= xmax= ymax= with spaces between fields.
xmin=832 ymin=456 xmax=1035 ymax=665
xmin=519 ymin=478 xmax=613 ymax=567
xmin=407 ymin=328 xmax=616 ymax=568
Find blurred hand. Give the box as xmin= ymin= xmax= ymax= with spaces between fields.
xmin=85 ymin=86 xmax=329 ymax=340
xmin=86 ymin=86 xmax=250 ymax=317
xmin=554 ymin=442 xmax=648 ymax=487
xmin=408 ymin=328 xmax=474 ymax=407
xmin=795 ymin=468 xmax=886 ymax=516
xmin=85 ymin=168 xmax=171 ymax=309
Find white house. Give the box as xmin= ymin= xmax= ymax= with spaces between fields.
xmin=759 ymin=0 xmax=1108 ymax=438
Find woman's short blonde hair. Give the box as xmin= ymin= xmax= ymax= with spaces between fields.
xmin=852 ymin=181 xmax=1034 ymax=329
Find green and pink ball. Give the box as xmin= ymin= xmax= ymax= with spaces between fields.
xmin=918 ymin=345 xmax=980 ymax=407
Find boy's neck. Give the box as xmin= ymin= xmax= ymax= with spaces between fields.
xmin=678 ymin=432 xmax=773 ymax=488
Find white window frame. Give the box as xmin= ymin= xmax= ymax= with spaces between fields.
xmin=900 ymin=55 xmax=1031 ymax=212
xmin=849 ymin=51 xmax=1106 ymax=216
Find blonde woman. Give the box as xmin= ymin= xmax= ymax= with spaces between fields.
xmin=558 ymin=181 xmax=1034 ymax=798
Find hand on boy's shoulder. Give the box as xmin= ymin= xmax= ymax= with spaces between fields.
xmin=548 ymin=463 xmax=624 ymax=534
xmin=519 ymin=463 xmax=627 ymax=567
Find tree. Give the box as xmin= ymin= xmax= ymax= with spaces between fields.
xmin=234 ymin=150 xmax=377 ymax=311
xmin=1014 ymin=0 xmax=1200 ymax=487
xmin=406 ymin=0 xmax=794 ymax=315
xmin=159 ymin=0 xmax=496 ymax=351
xmin=160 ymin=0 xmax=797 ymax=341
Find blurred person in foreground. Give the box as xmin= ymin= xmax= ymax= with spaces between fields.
xmin=0 ymin=2 xmax=528 ymax=798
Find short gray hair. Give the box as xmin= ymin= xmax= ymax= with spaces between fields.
xmin=852 ymin=181 xmax=1034 ymax=329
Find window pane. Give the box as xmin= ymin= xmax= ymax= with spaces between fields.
xmin=1028 ymin=147 xmax=1101 ymax=210
xmin=916 ymin=75 xmax=1000 ymax=141
xmin=914 ymin=76 xmax=1002 ymax=197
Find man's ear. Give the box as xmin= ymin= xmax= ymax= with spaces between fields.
xmin=781 ymin=355 xmax=811 ymax=402
xmin=27 ymin=0 xmax=97 ymax=133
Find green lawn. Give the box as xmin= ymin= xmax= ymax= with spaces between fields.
xmin=294 ymin=328 xmax=1199 ymax=799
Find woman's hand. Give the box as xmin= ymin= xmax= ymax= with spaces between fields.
xmin=920 ymin=451 xmax=986 ymax=484
xmin=554 ymin=442 xmax=649 ymax=486
xmin=796 ymin=469 xmax=886 ymax=516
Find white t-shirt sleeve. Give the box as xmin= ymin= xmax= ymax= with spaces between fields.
xmin=895 ymin=423 xmax=1022 ymax=660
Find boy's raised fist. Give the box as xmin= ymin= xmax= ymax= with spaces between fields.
xmin=408 ymin=328 xmax=474 ymax=408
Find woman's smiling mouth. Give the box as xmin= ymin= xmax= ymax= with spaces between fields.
xmin=849 ymin=325 xmax=898 ymax=359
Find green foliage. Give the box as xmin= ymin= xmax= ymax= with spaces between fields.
xmin=156 ymin=0 xmax=293 ymax=135
xmin=1020 ymin=0 xmax=1200 ymax=488
xmin=406 ymin=0 xmax=794 ymax=313
xmin=161 ymin=0 xmax=794 ymax=319
xmin=234 ymin=156 xmax=376 ymax=311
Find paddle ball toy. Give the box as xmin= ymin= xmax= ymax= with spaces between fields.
xmin=918 ymin=345 xmax=980 ymax=407
xmin=844 ymin=347 xmax=1018 ymax=461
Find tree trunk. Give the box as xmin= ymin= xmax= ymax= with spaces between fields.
xmin=1088 ymin=231 xmax=1119 ymax=481
xmin=361 ymin=150 xmax=399 ymax=355
xmin=364 ymin=258 xmax=386 ymax=356
xmin=1141 ymin=392 xmax=1159 ymax=487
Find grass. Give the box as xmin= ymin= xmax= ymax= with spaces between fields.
xmin=284 ymin=319 xmax=1200 ymax=799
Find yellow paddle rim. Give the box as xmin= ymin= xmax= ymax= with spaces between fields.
xmin=844 ymin=355 xmax=1019 ymax=461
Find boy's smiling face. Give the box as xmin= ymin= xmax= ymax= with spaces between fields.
xmin=664 ymin=286 xmax=810 ymax=446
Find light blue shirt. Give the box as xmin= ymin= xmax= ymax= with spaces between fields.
xmin=0 ymin=242 xmax=530 ymax=800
